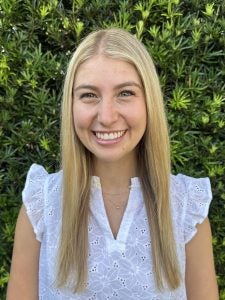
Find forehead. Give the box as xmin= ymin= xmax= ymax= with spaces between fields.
xmin=74 ymin=55 xmax=141 ymax=85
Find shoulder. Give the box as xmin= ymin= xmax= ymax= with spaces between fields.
xmin=171 ymin=173 xmax=211 ymax=192
xmin=23 ymin=163 xmax=63 ymax=195
xmin=170 ymin=173 xmax=212 ymax=206
xmin=24 ymin=162 xmax=62 ymax=183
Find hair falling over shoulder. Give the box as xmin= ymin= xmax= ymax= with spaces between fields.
xmin=57 ymin=28 xmax=181 ymax=293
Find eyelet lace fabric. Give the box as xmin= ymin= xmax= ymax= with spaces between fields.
xmin=22 ymin=164 xmax=212 ymax=300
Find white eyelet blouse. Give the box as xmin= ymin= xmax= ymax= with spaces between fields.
xmin=22 ymin=164 xmax=212 ymax=300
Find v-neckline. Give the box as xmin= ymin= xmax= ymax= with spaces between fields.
xmin=90 ymin=176 xmax=142 ymax=251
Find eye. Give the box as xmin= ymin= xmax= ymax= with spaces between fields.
xmin=119 ymin=90 xmax=135 ymax=97
xmin=80 ymin=92 xmax=97 ymax=99
xmin=78 ymin=92 xmax=100 ymax=103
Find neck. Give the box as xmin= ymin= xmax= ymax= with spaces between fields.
xmin=93 ymin=158 xmax=137 ymax=193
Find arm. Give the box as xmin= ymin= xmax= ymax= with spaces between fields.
xmin=185 ymin=217 xmax=219 ymax=300
xmin=6 ymin=205 xmax=40 ymax=300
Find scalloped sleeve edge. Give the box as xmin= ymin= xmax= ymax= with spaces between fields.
xmin=22 ymin=163 xmax=49 ymax=242
xmin=184 ymin=176 xmax=212 ymax=244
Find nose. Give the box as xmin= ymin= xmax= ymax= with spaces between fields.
xmin=97 ymin=98 xmax=118 ymax=126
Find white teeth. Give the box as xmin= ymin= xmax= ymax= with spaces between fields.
xmin=109 ymin=133 xmax=115 ymax=139
xmin=95 ymin=131 xmax=125 ymax=140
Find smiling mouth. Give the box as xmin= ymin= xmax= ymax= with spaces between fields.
xmin=93 ymin=130 xmax=126 ymax=140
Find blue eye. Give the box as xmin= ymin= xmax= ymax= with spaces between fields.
xmin=119 ymin=90 xmax=135 ymax=97
xmin=80 ymin=92 xmax=97 ymax=99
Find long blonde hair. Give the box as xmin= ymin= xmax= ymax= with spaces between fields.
xmin=58 ymin=28 xmax=181 ymax=292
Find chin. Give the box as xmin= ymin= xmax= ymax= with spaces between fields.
xmin=93 ymin=151 xmax=136 ymax=165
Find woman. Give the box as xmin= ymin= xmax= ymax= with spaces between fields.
xmin=7 ymin=28 xmax=218 ymax=299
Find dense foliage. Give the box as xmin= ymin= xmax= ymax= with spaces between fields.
xmin=0 ymin=0 xmax=224 ymax=298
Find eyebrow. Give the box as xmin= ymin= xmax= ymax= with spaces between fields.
xmin=73 ymin=81 xmax=142 ymax=92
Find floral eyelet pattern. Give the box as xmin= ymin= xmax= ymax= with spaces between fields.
xmin=23 ymin=164 xmax=212 ymax=299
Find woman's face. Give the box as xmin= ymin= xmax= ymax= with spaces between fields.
xmin=73 ymin=55 xmax=147 ymax=165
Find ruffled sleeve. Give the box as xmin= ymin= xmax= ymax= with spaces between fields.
xmin=182 ymin=175 xmax=212 ymax=244
xmin=22 ymin=163 xmax=49 ymax=242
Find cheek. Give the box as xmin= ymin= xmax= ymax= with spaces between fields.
xmin=128 ymin=105 xmax=147 ymax=128
xmin=138 ymin=103 xmax=147 ymax=126
xmin=73 ymin=105 xmax=92 ymax=130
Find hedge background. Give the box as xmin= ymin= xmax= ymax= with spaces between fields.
xmin=0 ymin=0 xmax=224 ymax=299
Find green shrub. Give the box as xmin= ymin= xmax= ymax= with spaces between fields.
xmin=0 ymin=0 xmax=224 ymax=298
